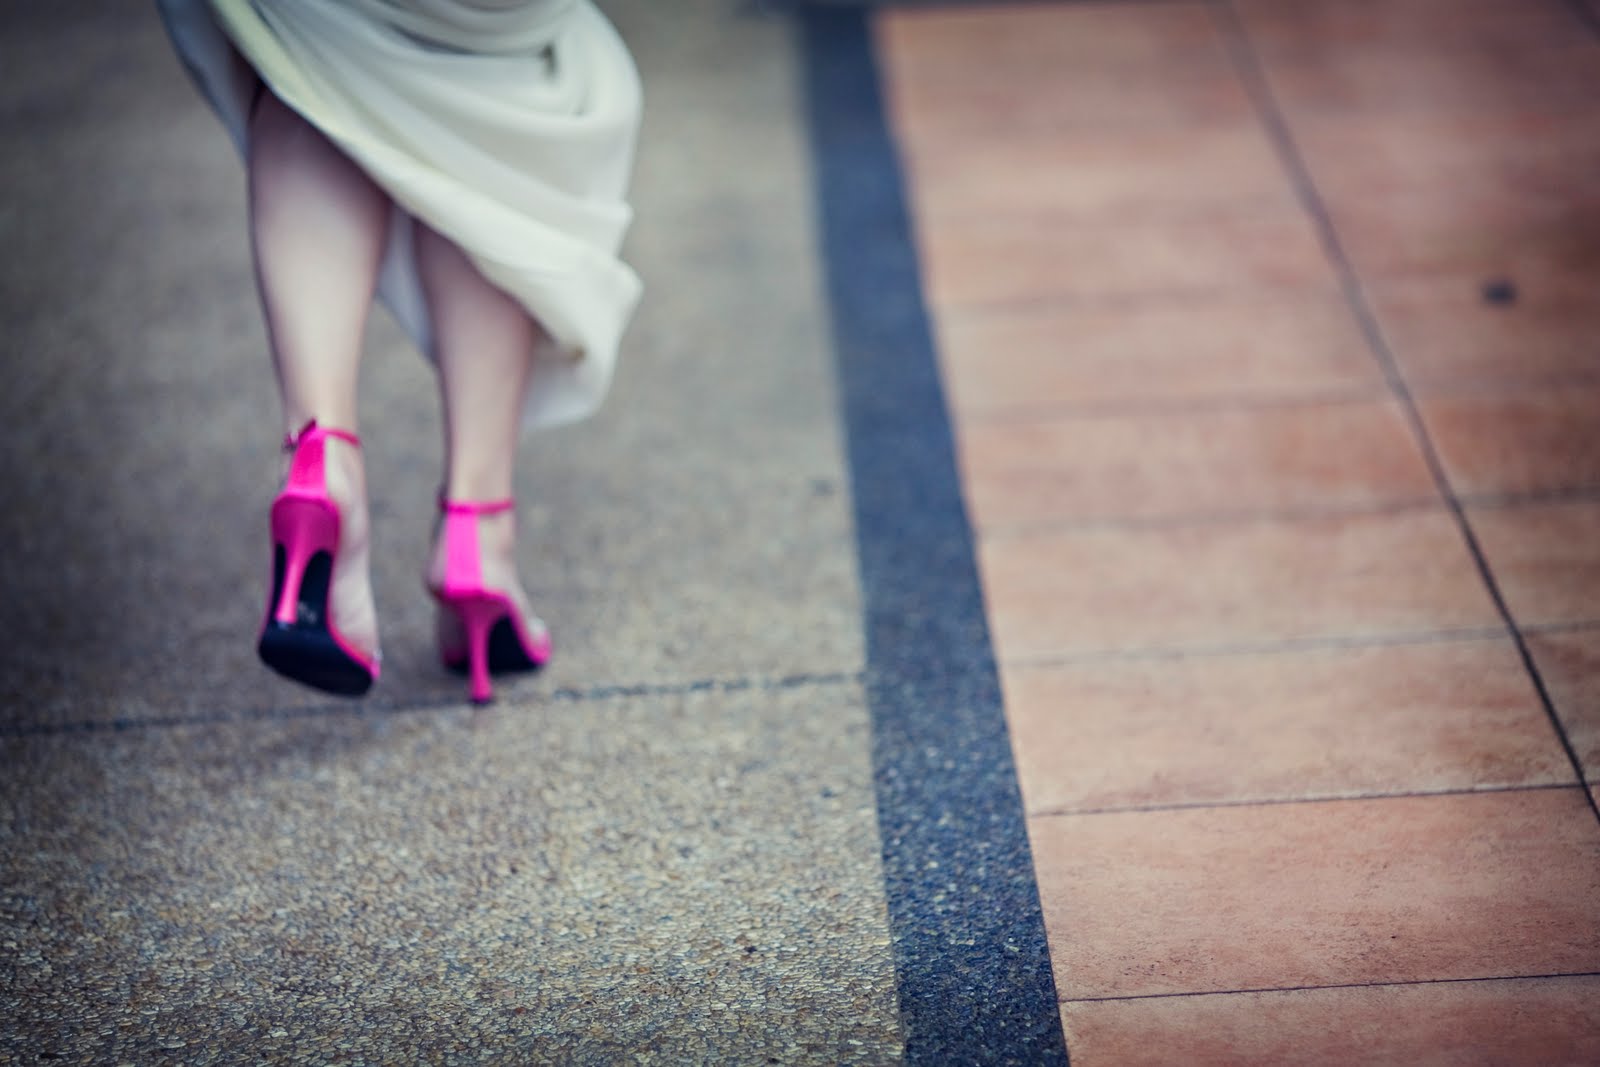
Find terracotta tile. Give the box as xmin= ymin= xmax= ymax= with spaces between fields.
xmin=1294 ymin=112 xmax=1600 ymax=200
xmin=1253 ymin=38 xmax=1600 ymax=118
xmin=1236 ymin=0 xmax=1593 ymax=54
xmin=979 ymin=509 xmax=1499 ymax=661
xmin=880 ymin=3 xmax=1231 ymax=76
xmin=1002 ymin=639 xmax=1568 ymax=814
xmin=1469 ymin=500 xmax=1600 ymax=628
xmin=897 ymin=124 xmax=1296 ymax=225
xmin=879 ymin=5 xmax=1252 ymax=135
xmin=1318 ymin=179 xmax=1600 ymax=280
xmin=1030 ymin=788 xmax=1600 ymax=999
xmin=1062 ymin=976 xmax=1600 ymax=1067
xmin=1299 ymin=112 xmax=1600 ymax=280
xmin=1368 ymin=274 xmax=1600 ymax=386
xmin=917 ymin=212 xmax=1336 ymax=311
xmin=1290 ymin=106 xmax=1600 ymax=292
xmin=885 ymin=66 xmax=1253 ymax=141
xmin=1418 ymin=385 xmax=1600 ymax=498
xmin=956 ymin=398 xmax=1436 ymax=529
xmin=933 ymin=293 xmax=1383 ymax=415
xmin=1526 ymin=629 xmax=1600 ymax=781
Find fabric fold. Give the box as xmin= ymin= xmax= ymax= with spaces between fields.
xmin=158 ymin=0 xmax=643 ymax=430
xmin=341 ymin=0 xmax=579 ymax=54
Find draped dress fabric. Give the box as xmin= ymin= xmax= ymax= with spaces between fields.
xmin=157 ymin=0 xmax=643 ymax=429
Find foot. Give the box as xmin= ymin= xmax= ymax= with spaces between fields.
xmin=291 ymin=433 xmax=380 ymax=666
xmin=426 ymin=507 xmax=547 ymax=662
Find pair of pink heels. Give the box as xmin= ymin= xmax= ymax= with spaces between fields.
xmin=257 ymin=421 xmax=551 ymax=704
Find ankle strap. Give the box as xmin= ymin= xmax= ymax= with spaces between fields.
xmin=284 ymin=419 xmax=361 ymax=452
xmin=440 ymin=496 xmax=515 ymax=516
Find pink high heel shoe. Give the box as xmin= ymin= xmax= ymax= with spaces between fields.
xmin=257 ymin=420 xmax=380 ymax=696
xmin=430 ymin=498 xmax=551 ymax=705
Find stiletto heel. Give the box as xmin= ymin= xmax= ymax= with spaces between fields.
xmin=269 ymin=495 xmax=338 ymax=626
xmin=454 ymin=594 xmax=501 ymax=705
xmin=430 ymin=497 xmax=551 ymax=705
xmin=258 ymin=420 xmax=380 ymax=696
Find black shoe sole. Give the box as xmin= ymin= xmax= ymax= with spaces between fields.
xmin=259 ymin=545 xmax=375 ymax=698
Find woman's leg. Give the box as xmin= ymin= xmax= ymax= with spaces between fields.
xmin=413 ymin=220 xmax=544 ymax=634
xmin=248 ymin=87 xmax=388 ymax=659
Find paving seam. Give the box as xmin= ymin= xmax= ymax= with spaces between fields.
xmin=801 ymin=8 xmax=1071 ymax=1064
xmin=0 ymin=670 xmax=865 ymax=739
xmin=1209 ymin=0 xmax=1600 ymax=826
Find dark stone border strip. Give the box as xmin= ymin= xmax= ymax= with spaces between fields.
xmin=799 ymin=9 xmax=1070 ymax=1065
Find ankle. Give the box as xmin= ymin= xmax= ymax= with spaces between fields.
xmin=441 ymin=458 xmax=513 ymax=505
xmin=284 ymin=408 xmax=359 ymax=440
xmin=471 ymin=509 xmax=516 ymax=558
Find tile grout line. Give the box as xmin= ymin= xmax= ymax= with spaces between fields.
xmin=0 ymin=670 xmax=867 ymax=739
xmin=975 ymin=496 xmax=1457 ymax=538
xmin=971 ymin=486 xmax=1600 ymax=539
xmin=954 ymin=386 xmax=1399 ymax=421
xmin=1468 ymin=486 xmax=1600 ymax=510
xmin=962 ymin=393 xmax=1600 ymax=431
xmin=1209 ymin=0 xmax=1600 ymax=826
xmin=954 ymin=375 xmax=1600 ymax=425
xmin=1000 ymin=621 xmax=1600 ymax=670
xmin=1000 ymin=625 xmax=1517 ymax=668
xmin=1031 ymin=780 xmax=1589 ymax=821
xmin=1525 ymin=618 xmax=1600 ymax=638
xmin=922 ymin=284 xmax=1381 ymax=319
xmin=1061 ymin=969 xmax=1600 ymax=1006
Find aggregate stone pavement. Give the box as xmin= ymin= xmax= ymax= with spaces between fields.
xmin=3 ymin=684 xmax=901 ymax=1064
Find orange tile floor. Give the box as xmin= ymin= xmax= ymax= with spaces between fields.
xmin=877 ymin=1 xmax=1600 ymax=1061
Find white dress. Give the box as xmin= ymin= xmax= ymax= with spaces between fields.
xmin=157 ymin=0 xmax=643 ymax=429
